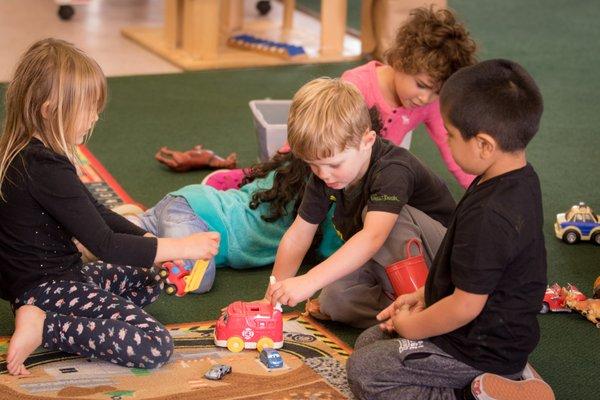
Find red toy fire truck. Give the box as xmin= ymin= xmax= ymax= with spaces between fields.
xmin=214 ymin=301 xmax=283 ymax=352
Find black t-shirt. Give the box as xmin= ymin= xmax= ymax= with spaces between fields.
xmin=426 ymin=163 xmax=547 ymax=375
xmin=299 ymin=137 xmax=456 ymax=240
xmin=0 ymin=139 xmax=157 ymax=303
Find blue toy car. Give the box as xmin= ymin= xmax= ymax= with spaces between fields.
xmin=554 ymin=202 xmax=600 ymax=245
xmin=204 ymin=364 xmax=232 ymax=380
xmin=259 ymin=348 xmax=284 ymax=369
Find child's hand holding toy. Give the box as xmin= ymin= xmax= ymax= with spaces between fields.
xmin=268 ymin=275 xmax=318 ymax=308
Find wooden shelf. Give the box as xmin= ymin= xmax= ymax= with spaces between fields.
xmin=122 ymin=0 xmax=361 ymax=71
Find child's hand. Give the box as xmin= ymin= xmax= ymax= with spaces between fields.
xmin=187 ymin=232 xmax=220 ymax=260
xmin=268 ymin=275 xmax=317 ymax=307
xmin=391 ymin=303 xmax=413 ymax=335
xmin=377 ymin=289 xmax=424 ymax=332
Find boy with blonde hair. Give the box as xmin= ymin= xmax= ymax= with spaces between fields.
xmin=267 ymin=78 xmax=456 ymax=328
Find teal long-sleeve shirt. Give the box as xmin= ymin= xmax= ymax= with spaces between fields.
xmin=172 ymin=171 xmax=342 ymax=269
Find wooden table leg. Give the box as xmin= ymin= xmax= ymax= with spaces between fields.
xmin=320 ymin=0 xmax=347 ymax=56
xmin=221 ymin=0 xmax=244 ymax=33
xmin=282 ymin=0 xmax=295 ymax=30
xmin=164 ymin=0 xmax=182 ymax=49
xmin=182 ymin=0 xmax=220 ymax=60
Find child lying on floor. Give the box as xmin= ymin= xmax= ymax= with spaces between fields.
xmin=108 ymin=151 xmax=343 ymax=294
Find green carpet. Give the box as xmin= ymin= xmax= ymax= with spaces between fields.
xmin=1 ymin=0 xmax=599 ymax=398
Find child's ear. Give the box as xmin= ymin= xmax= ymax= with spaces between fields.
xmin=475 ymin=132 xmax=497 ymax=159
xmin=361 ymin=130 xmax=377 ymax=149
xmin=40 ymin=101 xmax=51 ymax=119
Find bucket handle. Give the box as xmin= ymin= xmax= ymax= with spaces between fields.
xmin=405 ymin=238 xmax=423 ymax=258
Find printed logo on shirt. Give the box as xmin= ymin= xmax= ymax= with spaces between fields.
xmin=370 ymin=194 xmax=400 ymax=202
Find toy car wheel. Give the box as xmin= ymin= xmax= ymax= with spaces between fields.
xmin=562 ymin=230 xmax=580 ymax=244
xmin=540 ymin=302 xmax=549 ymax=314
xmin=157 ymin=267 xmax=169 ymax=279
xmin=592 ymin=232 xmax=600 ymax=246
xmin=227 ymin=336 xmax=245 ymax=353
xmin=165 ymin=284 xmax=177 ymax=295
xmin=257 ymin=337 xmax=274 ymax=352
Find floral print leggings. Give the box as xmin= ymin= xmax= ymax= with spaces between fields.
xmin=13 ymin=261 xmax=173 ymax=369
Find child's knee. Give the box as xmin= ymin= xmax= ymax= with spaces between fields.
xmin=346 ymin=348 xmax=377 ymax=396
xmin=143 ymin=333 xmax=174 ymax=368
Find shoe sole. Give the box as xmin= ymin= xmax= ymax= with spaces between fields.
xmin=473 ymin=374 xmax=555 ymax=400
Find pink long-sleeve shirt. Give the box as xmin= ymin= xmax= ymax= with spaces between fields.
xmin=342 ymin=61 xmax=475 ymax=188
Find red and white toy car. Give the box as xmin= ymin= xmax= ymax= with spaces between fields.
xmin=157 ymin=260 xmax=209 ymax=297
xmin=214 ymin=301 xmax=283 ymax=352
xmin=540 ymin=283 xmax=587 ymax=313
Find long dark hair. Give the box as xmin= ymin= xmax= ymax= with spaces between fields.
xmin=242 ymin=151 xmax=309 ymax=222
xmin=244 ymin=107 xmax=382 ymax=222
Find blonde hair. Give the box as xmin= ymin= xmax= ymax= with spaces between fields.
xmin=0 ymin=38 xmax=107 ymax=199
xmin=385 ymin=6 xmax=477 ymax=90
xmin=287 ymin=77 xmax=371 ymax=161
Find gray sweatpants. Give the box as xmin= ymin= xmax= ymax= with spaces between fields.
xmin=347 ymin=326 xmax=523 ymax=400
xmin=318 ymin=205 xmax=447 ymax=328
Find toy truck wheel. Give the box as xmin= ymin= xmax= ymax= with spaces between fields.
xmin=562 ymin=230 xmax=580 ymax=244
xmin=157 ymin=267 xmax=169 ymax=279
xmin=592 ymin=232 xmax=600 ymax=246
xmin=165 ymin=284 xmax=177 ymax=295
xmin=227 ymin=336 xmax=245 ymax=353
xmin=257 ymin=337 xmax=274 ymax=352
xmin=540 ymin=302 xmax=549 ymax=314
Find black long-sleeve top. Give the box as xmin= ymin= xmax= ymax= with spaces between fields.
xmin=0 ymin=139 xmax=157 ymax=303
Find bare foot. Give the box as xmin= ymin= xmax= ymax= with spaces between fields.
xmin=6 ymin=305 xmax=46 ymax=376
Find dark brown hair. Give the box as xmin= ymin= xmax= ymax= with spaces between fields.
xmin=440 ymin=59 xmax=543 ymax=152
xmin=385 ymin=6 xmax=477 ymax=90
xmin=242 ymin=152 xmax=309 ymax=222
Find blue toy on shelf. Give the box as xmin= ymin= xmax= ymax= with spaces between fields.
xmin=227 ymin=34 xmax=306 ymax=59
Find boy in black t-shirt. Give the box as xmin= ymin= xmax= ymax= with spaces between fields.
xmin=346 ymin=60 xmax=554 ymax=400
xmin=265 ymin=78 xmax=456 ymax=328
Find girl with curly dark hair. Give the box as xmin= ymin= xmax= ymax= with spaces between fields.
xmin=342 ymin=6 xmax=478 ymax=188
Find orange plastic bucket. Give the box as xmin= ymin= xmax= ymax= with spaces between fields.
xmin=385 ymin=238 xmax=429 ymax=297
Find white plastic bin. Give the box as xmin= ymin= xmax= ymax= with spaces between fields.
xmin=249 ymin=99 xmax=291 ymax=162
xmin=249 ymin=99 xmax=413 ymax=161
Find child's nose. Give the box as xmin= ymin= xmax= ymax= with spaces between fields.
xmin=419 ymin=91 xmax=436 ymax=105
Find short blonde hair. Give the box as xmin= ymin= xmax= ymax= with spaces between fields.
xmin=0 ymin=38 xmax=106 ymax=199
xmin=287 ymin=77 xmax=371 ymax=161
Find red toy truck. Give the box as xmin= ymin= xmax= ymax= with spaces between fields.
xmin=214 ymin=301 xmax=283 ymax=352
xmin=540 ymin=283 xmax=587 ymax=313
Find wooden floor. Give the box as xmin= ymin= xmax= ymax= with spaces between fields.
xmin=0 ymin=0 xmax=180 ymax=82
xmin=0 ymin=0 xmax=360 ymax=82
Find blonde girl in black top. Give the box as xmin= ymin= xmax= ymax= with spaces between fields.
xmin=0 ymin=39 xmax=219 ymax=375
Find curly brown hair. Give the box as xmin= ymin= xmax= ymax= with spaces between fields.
xmin=385 ymin=6 xmax=477 ymax=91
xmin=242 ymin=152 xmax=309 ymax=222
